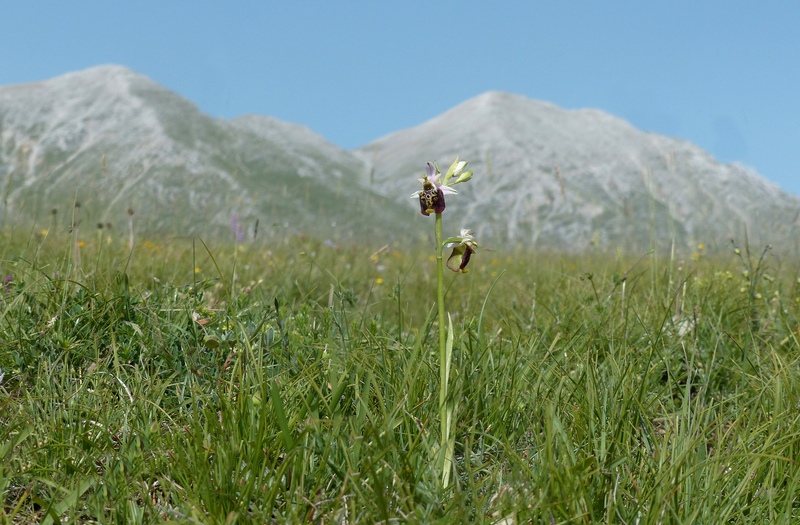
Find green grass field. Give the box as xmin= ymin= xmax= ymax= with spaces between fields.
xmin=1 ymin=228 xmax=799 ymax=523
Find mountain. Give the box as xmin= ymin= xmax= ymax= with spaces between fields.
xmin=1 ymin=67 xmax=797 ymax=253
xmin=0 ymin=65 xmax=404 ymax=241
xmin=357 ymin=91 xmax=800 ymax=252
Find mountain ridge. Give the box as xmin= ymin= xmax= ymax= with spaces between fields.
xmin=0 ymin=65 xmax=406 ymax=242
xmin=1 ymin=65 xmax=797 ymax=252
xmin=358 ymin=90 xmax=800 ymax=251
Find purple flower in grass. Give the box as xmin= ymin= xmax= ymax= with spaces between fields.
xmin=411 ymin=162 xmax=457 ymax=216
xmin=231 ymin=214 xmax=244 ymax=244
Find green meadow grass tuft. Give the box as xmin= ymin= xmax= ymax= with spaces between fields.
xmin=1 ymin=229 xmax=799 ymax=523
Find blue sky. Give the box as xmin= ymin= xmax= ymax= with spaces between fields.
xmin=2 ymin=2 xmax=798 ymax=195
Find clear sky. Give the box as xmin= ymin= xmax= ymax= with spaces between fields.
xmin=2 ymin=2 xmax=798 ymax=196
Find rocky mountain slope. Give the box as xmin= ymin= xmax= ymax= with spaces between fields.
xmin=358 ymin=91 xmax=800 ymax=251
xmin=1 ymin=67 xmax=797 ymax=252
xmin=0 ymin=65 xmax=403 ymax=241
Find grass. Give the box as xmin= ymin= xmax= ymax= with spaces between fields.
xmin=1 ymin=227 xmax=799 ymax=523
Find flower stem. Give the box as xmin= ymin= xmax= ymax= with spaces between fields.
xmin=435 ymin=212 xmax=448 ymax=484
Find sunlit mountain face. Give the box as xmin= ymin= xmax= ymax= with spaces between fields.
xmin=1 ymin=67 xmax=798 ymax=252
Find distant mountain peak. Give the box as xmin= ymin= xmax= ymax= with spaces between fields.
xmin=0 ymin=65 xmax=402 ymax=242
xmin=6 ymin=64 xmax=159 ymax=101
xmin=359 ymin=91 xmax=800 ymax=251
xmin=58 ymin=64 xmax=145 ymax=82
xmin=0 ymin=67 xmax=797 ymax=251
xmin=468 ymin=90 xmax=551 ymax=109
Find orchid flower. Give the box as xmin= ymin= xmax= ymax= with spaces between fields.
xmin=444 ymin=229 xmax=478 ymax=272
xmin=410 ymin=162 xmax=458 ymax=216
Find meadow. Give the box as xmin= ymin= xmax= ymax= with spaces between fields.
xmin=1 ymin=226 xmax=799 ymax=523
